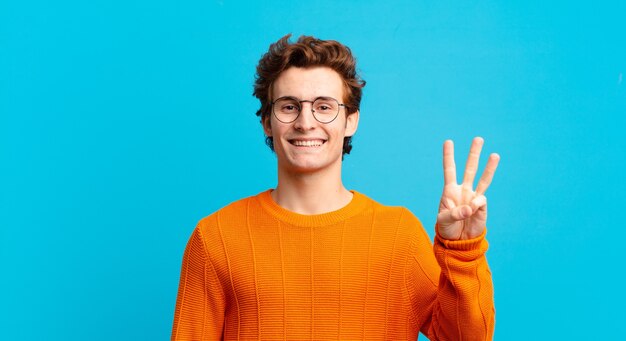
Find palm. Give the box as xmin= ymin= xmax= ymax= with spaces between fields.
xmin=436 ymin=137 xmax=500 ymax=240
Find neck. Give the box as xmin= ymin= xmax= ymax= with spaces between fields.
xmin=272 ymin=163 xmax=352 ymax=215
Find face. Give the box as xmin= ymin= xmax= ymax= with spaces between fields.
xmin=264 ymin=66 xmax=359 ymax=175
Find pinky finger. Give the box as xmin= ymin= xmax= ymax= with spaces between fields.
xmin=469 ymin=195 xmax=487 ymax=212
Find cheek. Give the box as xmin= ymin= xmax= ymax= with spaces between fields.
xmin=271 ymin=123 xmax=286 ymax=138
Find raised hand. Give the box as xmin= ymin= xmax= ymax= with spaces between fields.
xmin=436 ymin=137 xmax=500 ymax=240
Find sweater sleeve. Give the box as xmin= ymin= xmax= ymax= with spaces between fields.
xmin=171 ymin=226 xmax=226 ymax=341
xmin=403 ymin=210 xmax=495 ymax=341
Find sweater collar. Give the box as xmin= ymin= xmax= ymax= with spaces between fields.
xmin=256 ymin=189 xmax=370 ymax=227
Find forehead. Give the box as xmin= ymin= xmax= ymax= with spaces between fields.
xmin=272 ymin=66 xmax=344 ymax=99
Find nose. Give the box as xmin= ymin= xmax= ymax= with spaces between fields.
xmin=293 ymin=101 xmax=316 ymax=131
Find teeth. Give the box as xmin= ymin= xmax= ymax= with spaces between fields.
xmin=292 ymin=140 xmax=324 ymax=147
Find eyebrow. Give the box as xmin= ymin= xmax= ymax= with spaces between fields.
xmin=275 ymin=96 xmax=336 ymax=101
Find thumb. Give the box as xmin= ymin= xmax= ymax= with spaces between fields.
xmin=437 ymin=205 xmax=472 ymax=225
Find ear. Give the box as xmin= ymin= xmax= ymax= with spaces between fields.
xmin=262 ymin=115 xmax=272 ymax=136
xmin=344 ymin=110 xmax=359 ymax=137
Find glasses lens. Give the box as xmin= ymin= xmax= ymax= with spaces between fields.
xmin=273 ymin=98 xmax=300 ymax=123
xmin=312 ymin=97 xmax=340 ymax=123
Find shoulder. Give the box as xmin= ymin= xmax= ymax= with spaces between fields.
xmin=355 ymin=191 xmax=425 ymax=231
xmin=356 ymin=191 xmax=433 ymax=251
xmin=195 ymin=190 xmax=268 ymax=237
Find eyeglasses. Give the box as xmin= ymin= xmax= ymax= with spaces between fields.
xmin=271 ymin=96 xmax=348 ymax=124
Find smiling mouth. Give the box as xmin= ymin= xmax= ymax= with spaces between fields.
xmin=289 ymin=139 xmax=326 ymax=147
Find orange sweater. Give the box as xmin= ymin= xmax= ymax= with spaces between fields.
xmin=171 ymin=190 xmax=494 ymax=340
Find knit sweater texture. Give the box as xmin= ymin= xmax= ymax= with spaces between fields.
xmin=171 ymin=190 xmax=495 ymax=340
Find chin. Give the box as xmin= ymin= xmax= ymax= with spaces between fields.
xmin=284 ymin=155 xmax=343 ymax=174
xmin=285 ymin=161 xmax=326 ymax=173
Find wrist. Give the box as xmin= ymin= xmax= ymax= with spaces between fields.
xmin=435 ymin=225 xmax=487 ymax=251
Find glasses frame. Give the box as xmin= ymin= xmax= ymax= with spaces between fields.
xmin=271 ymin=96 xmax=349 ymax=124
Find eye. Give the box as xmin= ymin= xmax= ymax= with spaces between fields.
xmin=314 ymin=101 xmax=336 ymax=113
xmin=281 ymin=104 xmax=299 ymax=113
xmin=276 ymin=98 xmax=300 ymax=114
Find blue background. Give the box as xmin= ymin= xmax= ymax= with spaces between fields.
xmin=2 ymin=0 xmax=625 ymax=339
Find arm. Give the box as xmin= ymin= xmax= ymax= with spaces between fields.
xmin=430 ymin=229 xmax=494 ymax=340
xmin=404 ymin=212 xmax=494 ymax=341
xmin=171 ymin=226 xmax=226 ymax=340
xmin=410 ymin=138 xmax=499 ymax=340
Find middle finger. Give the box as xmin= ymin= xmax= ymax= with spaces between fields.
xmin=462 ymin=137 xmax=484 ymax=187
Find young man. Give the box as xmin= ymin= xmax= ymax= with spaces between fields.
xmin=171 ymin=35 xmax=500 ymax=340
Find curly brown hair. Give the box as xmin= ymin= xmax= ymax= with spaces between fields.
xmin=253 ymin=34 xmax=366 ymax=156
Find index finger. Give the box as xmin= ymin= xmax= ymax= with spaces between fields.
xmin=443 ymin=140 xmax=457 ymax=185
